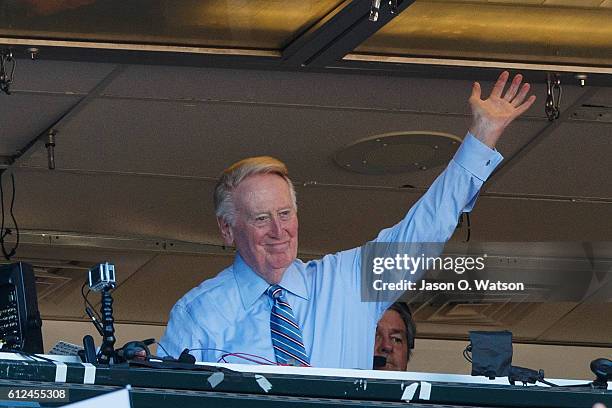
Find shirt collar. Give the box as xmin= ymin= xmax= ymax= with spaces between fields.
xmin=280 ymin=261 xmax=309 ymax=302
xmin=233 ymin=253 xmax=309 ymax=310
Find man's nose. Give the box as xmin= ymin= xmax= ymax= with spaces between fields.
xmin=378 ymin=337 xmax=393 ymax=353
xmin=268 ymin=216 xmax=283 ymax=237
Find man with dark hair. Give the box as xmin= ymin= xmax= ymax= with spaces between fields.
xmin=374 ymin=302 xmax=416 ymax=371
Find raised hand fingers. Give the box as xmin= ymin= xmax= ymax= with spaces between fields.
xmin=503 ymin=74 xmax=523 ymax=102
xmin=511 ymin=82 xmax=531 ymax=107
xmin=515 ymin=94 xmax=537 ymax=117
xmin=470 ymin=81 xmax=482 ymax=101
xmin=491 ymin=70 xmax=510 ymax=98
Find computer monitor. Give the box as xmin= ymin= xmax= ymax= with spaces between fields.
xmin=0 ymin=262 xmax=43 ymax=353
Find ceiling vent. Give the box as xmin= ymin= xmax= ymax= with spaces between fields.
xmin=3 ymin=258 xmax=90 ymax=302
xmin=334 ymin=131 xmax=461 ymax=174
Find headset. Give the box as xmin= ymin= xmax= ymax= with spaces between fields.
xmin=116 ymin=339 xmax=154 ymax=362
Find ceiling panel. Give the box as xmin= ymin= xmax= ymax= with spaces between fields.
xmin=355 ymin=0 xmax=612 ymax=67
xmin=102 ymin=66 xmax=588 ymax=120
xmin=468 ymin=196 xmax=612 ymax=242
xmin=0 ymin=93 xmax=80 ymax=156
xmin=538 ymin=302 xmax=612 ymax=344
xmin=0 ymin=0 xmax=343 ymax=50
xmin=586 ymin=86 xmax=612 ymax=106
xmin=17 ymin=98 xmax=546 ymax=190
xmin=7 ymin=168 xmax=218 ymax=245
xmin=103 ymin=66 xmax=405 ymax=112
xmin=10 ymin=60 xmax=117 ymax=94
xmin=488 ymin=121 xmax=612 ymax=198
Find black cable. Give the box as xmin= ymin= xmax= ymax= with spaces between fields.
xmin=9 ymin=173 xmax=19 ymax=251
xmin=0 ymin=170 xmax=6 ymax=256
xmin=0 ymin=172 xmax=19 ymax=260
xmin=539 ymin=378 xmax=559 ymax=387
xmin=155 ymin=341 xmax=172 ymax=357
xmin=186 ymin=347 xmax=276 ymax=365
xmin=81 ymin=281 xmax=102 ymax=321
xmin=16 ymin=350 xmax=56 ymax=364
xmin=463 ymin=345 xmax=472 ymax=363
xmin=187 ymin=347 xmax=232 ymax=357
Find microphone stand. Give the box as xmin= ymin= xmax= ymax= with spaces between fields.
xmin=97 ymin=285 xmax=116 ymax=364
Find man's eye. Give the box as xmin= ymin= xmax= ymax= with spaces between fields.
xmin=279 ymin=210 xmax=292 ymax=220
xmin=391 ymin=336 xmax=403 ymax=344
xmin=255 ymin=215 xmax=270 ymax=223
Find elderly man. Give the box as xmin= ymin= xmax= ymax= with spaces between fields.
xmin=160 ymin=72 xmax=536 ymax=368
xmin=374 ymin=302 xmax=416 ymax=371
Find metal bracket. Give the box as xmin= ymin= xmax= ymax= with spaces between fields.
xmin=389 ymin=0 xmax=399 ymax=14
xmin=0 ymin=49 xmax=16 ymax=95
xmin=369 ymin=0 xmax=382 ymax=21
xmin=545 ymin=73 xmax=562 ymax=121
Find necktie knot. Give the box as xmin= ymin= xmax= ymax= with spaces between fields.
xmin=267 ymin=284 xmax=283 ymax=300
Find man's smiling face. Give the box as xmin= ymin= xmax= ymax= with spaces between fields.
xmin=222 ymin=173 xmax=298 ymax=284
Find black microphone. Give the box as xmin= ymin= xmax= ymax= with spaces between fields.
xmin=373 ymin=355 xmax=387 ymax=368
xmin=591 ymin=358 xmax=612 ymax=388
xmin=82 ymin=335 xmax=97 ymax=364
xmin=178 ymin=348 xmax=196 ymax=364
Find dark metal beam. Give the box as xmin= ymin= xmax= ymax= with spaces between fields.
xmin=281 ymin=0 xmax=416 ymax=68
xmin=1 ymin=40 xmax=281 ymax=70
xmin=280 ymin=0 xmax=357 ymax=67
xmin=331 ymin=59 xmax=612 ymax=87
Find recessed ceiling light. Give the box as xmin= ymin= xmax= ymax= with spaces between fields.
xmin=334 ymin=131 xmax=462 ymax=175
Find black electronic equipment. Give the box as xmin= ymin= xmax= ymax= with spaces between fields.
xmin=86 ymin=262 xmax=117 ymax=364
xmin=88 ymin=262 xmax=115 ymax=292
xmin=81 ymin=335 xmax=97 ymax=364
xmin=465 ymin=330 xmax=513 ymax=379
xmin=373 ymin=355 xmax=387 ymax=368
xmin=116 ymin=338 xmax=155 ymax=362
xmin=0 ymin=262 xmax=43 ymax=353
xmin=591 ymin=358 xmax=612 ymax=389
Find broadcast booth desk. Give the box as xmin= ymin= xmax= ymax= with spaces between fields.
xmin=0 ymin=353 xmax=609 ymax=407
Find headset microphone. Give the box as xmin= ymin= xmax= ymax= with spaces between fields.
xmin=373 ymin=355 xmax=387 ymax=368
xmin=178 ymin=348 xmax=196 ymax=364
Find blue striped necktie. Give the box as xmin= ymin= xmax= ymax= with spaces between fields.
xmin=266 ymin=285 xmax=310 ymax=367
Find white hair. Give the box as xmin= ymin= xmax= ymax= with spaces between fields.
xmin=214 ymin=156 xmax=297 ymax=226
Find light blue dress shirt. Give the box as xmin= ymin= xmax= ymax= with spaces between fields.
xmin=160 ymin=133 xmax=502 ymax=369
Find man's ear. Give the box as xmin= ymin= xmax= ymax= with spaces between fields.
xmin=217 ymin=217 xmax=234 ymax=246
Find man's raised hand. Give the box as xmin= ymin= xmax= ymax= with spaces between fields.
xmin=468 ymin=71 xmax=536 ymax=149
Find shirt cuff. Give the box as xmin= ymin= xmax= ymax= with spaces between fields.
xmin=452 ymin=132 xmax=503 ymax=181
